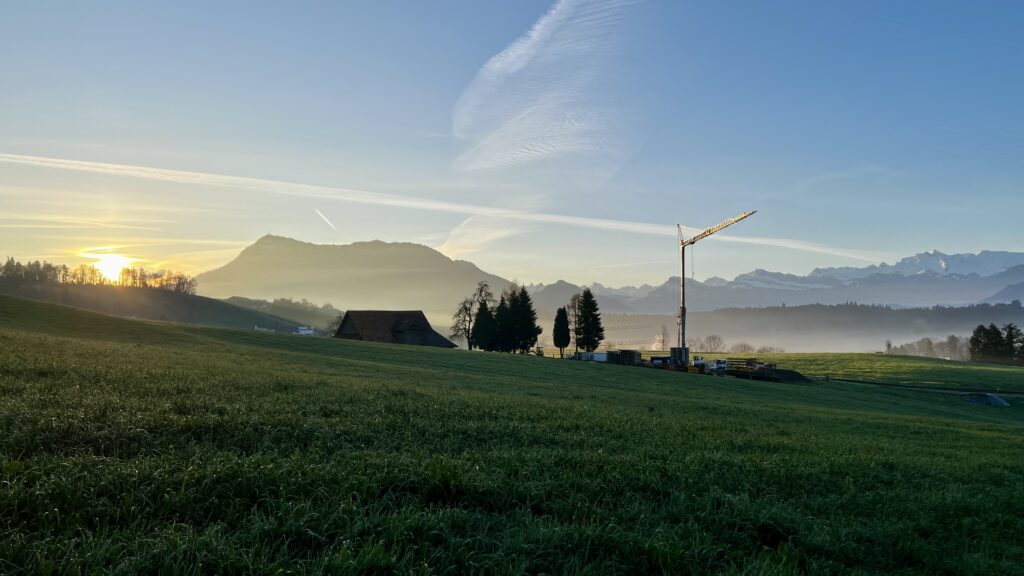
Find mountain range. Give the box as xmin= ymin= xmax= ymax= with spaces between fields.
xmin=810 ymin=250 xmax=1024 ymax=281
xmin=195 ymin=237 xmax=1024 ymax=318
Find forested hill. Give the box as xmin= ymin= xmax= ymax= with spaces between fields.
xmin=224 ymin=297 xmax=342 ymax=330
xmin=576 ymin=301 xmax=1024 ymax=352
xmin=701 ymin=301 xmax=1024 ymax=335
xmin=0 ymin=283 xmax=300 ymax=332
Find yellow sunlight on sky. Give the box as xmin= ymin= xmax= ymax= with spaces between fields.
xmin=82 ymin=252 xmax=135 ymax=282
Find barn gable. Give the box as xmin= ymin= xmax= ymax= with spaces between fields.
xmin=333 ymin=310 xmax=456 ymax=348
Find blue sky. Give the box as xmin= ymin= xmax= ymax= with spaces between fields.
xmin=1 ymin=0 xmax=1022 ymax=286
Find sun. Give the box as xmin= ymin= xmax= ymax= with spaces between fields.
xmin=86 ymin=253 xmax=135 ymax=283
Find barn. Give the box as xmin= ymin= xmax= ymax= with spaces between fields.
xmin=333 ymin=310 xmax=456 ymax=348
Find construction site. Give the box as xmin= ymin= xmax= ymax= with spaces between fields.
xmin=565 ymin=209 xmax=806 ymax=382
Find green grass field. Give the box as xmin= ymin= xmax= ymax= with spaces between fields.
xmin=2 ymin=295 xmax=1024 ymax=574
xmin=699 ymin=352 xmax=1024 ymax=394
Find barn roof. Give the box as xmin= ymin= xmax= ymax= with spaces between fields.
xmin=334 ymin=310 xmax=456 ymax=348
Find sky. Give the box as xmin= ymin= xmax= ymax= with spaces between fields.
xmin=2 ymin=0 xmax=1022 ymax=287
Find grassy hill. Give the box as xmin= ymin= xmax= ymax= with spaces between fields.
xmin=1 ymin=295 xmax=1023 ymax=574
xmin=0 ymin=282 xmax=301 ymax=332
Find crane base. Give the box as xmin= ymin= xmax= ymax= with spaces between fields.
xmin=670 ymin=346 xmax=690 ymax=367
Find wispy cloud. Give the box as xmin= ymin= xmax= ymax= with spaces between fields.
xmin=148 ymin=247 xmax=252 ymax=274
xmin=452 ymin=0 xmax=637 ymax=176
xmin=0 ymin=152 xmax=889 ymax=263
xmin=0 ymin=214 xmax=160 ymax=231
xmin=314 ymin=208 xmax=337 ymax=231
xmin=437 ymin=215 xmax=530 ymax=258
xmin=765 ymin=164 xmax=891 ymax=201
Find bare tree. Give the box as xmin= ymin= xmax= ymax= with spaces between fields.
xmin=730 ymin=342 xmax=755 ymax=353
xmin=703 ymin=334 xmax=725 ymax=353
xmin=566 ymin=293 xmax=582 ymax=354
xmin=946 ymin=335 xmax=968 ymax=361
xmin=473 ymin=281 xmax=495 ymax=307
xmin=685 ymin=336 xmax=703 ymax=351
xmin=327 ymin=313 xmax=345 ymax=335
xmin=450 ymin=297 xmax=474 ymax=348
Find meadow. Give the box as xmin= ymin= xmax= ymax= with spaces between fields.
xmin=700 ymin=352 xmax=1024 ymax=394
xmin=1 ymin=295 xmax=1023 ymax=574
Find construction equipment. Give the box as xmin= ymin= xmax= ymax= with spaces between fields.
xmin=725 ymin=357 xmax=779 ymax=380
xmin=675 ymin=210 xmax=757 ymax=366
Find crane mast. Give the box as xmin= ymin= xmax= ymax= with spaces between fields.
xmin=675 ymin=210 xmax=756 ymax=366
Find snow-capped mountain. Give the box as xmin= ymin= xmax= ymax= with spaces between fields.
xmin=588 ymin=282 xmax=656 ymax=299
xmin=728 ymin=270 xmax=840 ymax=291
xmin=810 ymin=250 xmax=1024 ymax=281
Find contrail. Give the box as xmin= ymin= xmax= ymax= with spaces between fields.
xmin=314 ymin=208 xmax=337 ymax=230
xmin=0 ymin=152 xmax=889 ymax=262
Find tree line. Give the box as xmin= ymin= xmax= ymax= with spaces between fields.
xmin=1 ymin=257 xmax=197 ymax=295
xmin=452 ymin=283 xmax=605 ymax=356
xmin=551 ymin=288 xmax=604 ymax=357
xmin=451 ymin=282 xmax=542 ymax=354
xmin=885 ymin=335 xmax=969 ymax=361
xmin=885 ymin=325 xmax=1024 ymax=365
xmin=684 ymin=334 xmax=782 ymax=354
xmin=968 ymin=323 xmax=1023 ymax=365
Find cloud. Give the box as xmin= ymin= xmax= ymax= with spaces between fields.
xmin=452 ymin=0 xmax=637 ymax=176
xmin=437 ymin=215 xmax=530 ymax=258
xmin=0 ymin=152 xmax=890 ymax=263
xmin=699 ymin=233 xmax=894 ymax=263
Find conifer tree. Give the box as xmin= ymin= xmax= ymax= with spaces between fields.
xmin=553 ymin=307 xmax=570 ymax=358
xmin=989 ymin=323 xmax=1009 ymax=362
xmin=506 ymin=287 xmax=523 ymax=353
xmin=576 ymin=288 xmax=605 ymax=352
xmin=512 ymin=286 xmax=542 ymax=354
xmin=970 ymin=323 xmax=1010 ymax=363
xmin=969 ymin=324 xmax=989 ymax=362
xmin=494 ymin=295 xmax=514 ymax=353
xmin=1003 ymin=323 xmax=1023 ymax=364
xmin=471 ymin=300 xmax=496 ymax=352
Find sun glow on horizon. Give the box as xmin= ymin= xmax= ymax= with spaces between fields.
xmin=81 ymin=251 xmax=137 ymax=282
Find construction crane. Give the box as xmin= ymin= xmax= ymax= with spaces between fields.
xmin=675 ymin=210 xmax=757 ymax=366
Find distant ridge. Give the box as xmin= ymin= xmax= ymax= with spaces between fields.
xmin=196 ymin=235 xmax=511 ymax=314
xmin=982 ymin=282 xmax=1024 ymax=305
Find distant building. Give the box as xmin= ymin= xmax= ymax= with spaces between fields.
xmin=295 ymin=326 xmax=318 ymax=336
xmin=333 ymin=310 xmax=456 ymax=348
